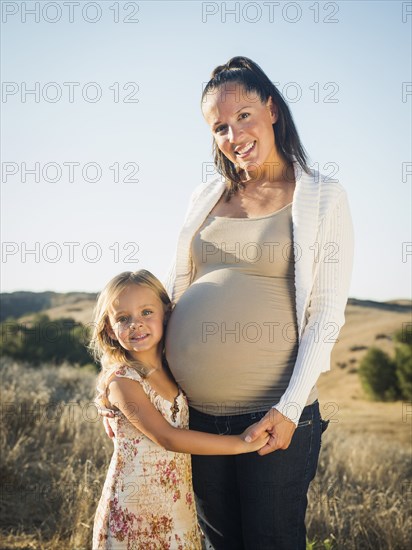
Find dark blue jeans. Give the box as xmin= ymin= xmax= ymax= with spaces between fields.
xmin=189 ymin=401 xmax=328 ymax=550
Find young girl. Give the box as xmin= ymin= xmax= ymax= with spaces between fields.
xmin=90 ymin=270 xmax=269 ymax=549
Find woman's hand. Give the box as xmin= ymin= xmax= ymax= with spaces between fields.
xmin=243 ymin=409 xmax=296 ymax=455
xmin=96 ymin=406 xmax=116 ymax=439
xmin=240 ymin=422 xmax=270 ymax=452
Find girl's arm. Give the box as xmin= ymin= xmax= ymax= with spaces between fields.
xmin=107 ymin=377 xmax=269 ymax=455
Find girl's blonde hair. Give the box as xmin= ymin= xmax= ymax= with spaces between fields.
xmin=89 ymin=270 xmax=172 ymax=408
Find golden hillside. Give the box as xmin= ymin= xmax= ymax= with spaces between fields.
xmin=16 ymin=296 xmax=412 ymax=445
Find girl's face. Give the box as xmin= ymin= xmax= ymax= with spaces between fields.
xmin=202 ymin=83 xmax=278 ymax=176
xmin=107 ymin=284 xmax=166 ymax=363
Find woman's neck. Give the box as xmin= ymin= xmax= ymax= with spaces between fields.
xmin=239 ymin=155 xmax=293 ymax=188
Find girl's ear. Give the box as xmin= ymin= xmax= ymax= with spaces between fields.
xmin=105 ymin=319 xmax=117 ymax=341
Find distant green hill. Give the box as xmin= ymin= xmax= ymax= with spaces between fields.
xmin=347 ymin=298 xmax=412 ymax=313
xmin=1 ymin=293 xmax=411 ymax=324
xmin=0 ymin=291 xmax=97 ymax=322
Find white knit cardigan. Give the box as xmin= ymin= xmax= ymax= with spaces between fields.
xmin=164 ymin=163 xmax=354 ymax=424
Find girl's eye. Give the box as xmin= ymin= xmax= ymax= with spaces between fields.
xmin=142 ymin=310 xmax=152 ymax=316
xmin=239 ymin=112 xmax=249 ymax=120
xmin=117 ymin=316 xmax=129 ymax=323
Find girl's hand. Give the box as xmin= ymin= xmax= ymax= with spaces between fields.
xmin=243 ymin=409 xmax=296 ymax=455
xmin=96 ymin=406 xmax=116 ymax=439
xmin=240 ymin=423 xmax=270 ymax=452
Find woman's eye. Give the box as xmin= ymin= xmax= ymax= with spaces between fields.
xmin=215 ymin=125 xmax=226 ymax=134
xmin=142 ymin=310 xmax=152 ymax=316
xmin=239 ymin=112 xmax=249 ymax=120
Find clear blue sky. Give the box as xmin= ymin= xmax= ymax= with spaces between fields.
xmin=1 ymin=0 xmax=411 ymax=301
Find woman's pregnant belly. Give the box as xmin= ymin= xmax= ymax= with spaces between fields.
xmin=165 ymin=268 xmax=299 ymax=416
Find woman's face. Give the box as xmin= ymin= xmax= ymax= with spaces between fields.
xmin=202 ymin=83 xmax=278 ymax=175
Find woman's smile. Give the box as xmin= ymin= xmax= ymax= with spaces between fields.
xmin=235 ymin=140 xmax=256 ymax=158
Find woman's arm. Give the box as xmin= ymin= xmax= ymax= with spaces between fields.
xmin=108 ymin=377 xmax=269 ymax=455
xmin=274 ymin=190 xmax=354 ymax=421
xmin=245 ymin=190 xmax=354 ymax=453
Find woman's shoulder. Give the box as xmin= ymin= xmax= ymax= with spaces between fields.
xmin=190 ymin=175 xmax=226 ymax=204
xmin=299 ymin=167 xmax=349 ymax=214
xmin=300 ymin=166 xmax=345 ymax=192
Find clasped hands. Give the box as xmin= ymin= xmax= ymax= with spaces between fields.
xmin=242 ymin=408 xmax=296 ymax=455
xmin=99 ymin=407 xmax=296 ymax=455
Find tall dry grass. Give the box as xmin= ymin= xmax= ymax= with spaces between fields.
xmin=0 ymin=357 xmax=111 ymax=549
xmin=0 ymin=357 xmax=411 ymax=549
xmin=307 ymin=431 xmax=411 ymax=549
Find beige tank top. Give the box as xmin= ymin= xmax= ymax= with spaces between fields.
xmin=166 ymin=203 xmax=318 ymax=415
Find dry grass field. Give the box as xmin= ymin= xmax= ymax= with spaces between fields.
xmin=1 ymin=299 xmax=411 ymax=549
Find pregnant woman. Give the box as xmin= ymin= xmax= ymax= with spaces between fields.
xmin=163 ymin=56 xmax=354 ymax=549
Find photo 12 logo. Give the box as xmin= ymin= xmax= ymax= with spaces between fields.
xmin=2 ymin=161 xmax=140 ymax=184
xmin=1 ymin=82 xmax=140 ymax=103
xmin=201 ymin=2 xmax=340 ymax=24
xmin=201 ymin=161 xmax=340 ymax=184
xmin=1 ymin=241 xmax=140 ymax=264
xmin=1 ymin=1 xmax=140 ymax=24
xmin=201 ymin=79 xmax=340 ymax=105
xmin=402 ymin=82 xmax=412 ymax=103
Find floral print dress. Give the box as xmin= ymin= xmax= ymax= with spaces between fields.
xmin=93 ymin=366 xmax=202 ymax=550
